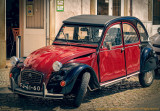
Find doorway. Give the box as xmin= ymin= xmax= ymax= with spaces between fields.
xmin=6 ymin=0 xmax=19 ymax=59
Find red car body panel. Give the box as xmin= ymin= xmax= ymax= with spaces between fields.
xmin=24 ymin=45 xmax=96 ymax=79
xmin=122 ymin=22 xmax=141 ymax=75
xmin=124 ymin=43 xmax=140 ymax=74
xmin=67 ymin=52 xmax=99 ymax=81
xmin=99 ymin=47 xmax=126 ymax=82
xmin=99 ymin=22 xmax=141 ymax=82
xmin=99 ymin=22 xmax=126 ymax=82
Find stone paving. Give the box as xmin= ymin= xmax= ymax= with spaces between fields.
xmin=0 ymin=68 xmax=10 ymax=87
xmin=0 ymin=60 xmax=160 ymax=111
xmin=0 ymin=72 xmax=160 ymax=111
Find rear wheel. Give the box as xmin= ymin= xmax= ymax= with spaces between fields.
xmin=139 ymin=70 xmax=155 ymax=87
xmin=73 ymin=72 xmax=90 ymax=107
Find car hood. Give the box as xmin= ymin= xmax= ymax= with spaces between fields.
xmin=24 ymin=45 xmax=96 ymax=76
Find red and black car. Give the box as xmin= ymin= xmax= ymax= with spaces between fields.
xmin=9 ymin=15 xmax=158 ymax=107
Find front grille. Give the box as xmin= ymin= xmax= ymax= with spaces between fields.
xmin=21 ymin=70 xmax=43 ymax=84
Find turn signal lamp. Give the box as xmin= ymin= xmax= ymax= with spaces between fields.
xmin=9 ymin=73 xmax=13 ymax=78
xmin=60 ymin=80 xmax=66 ymax=87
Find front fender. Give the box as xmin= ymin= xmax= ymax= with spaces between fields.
xmin=10 ymin=66 xmax=21 ymax=84
xmin=60 ymin=63 xmax=99 ymax=94
xmin=140 ymin=47 xmax=158 ymax=73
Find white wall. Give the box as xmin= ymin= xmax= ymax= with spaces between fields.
xmin=132 ymin=0 xmax=160 ymax=36
xmin=132 ymin=0 xmax=148 ymax=21
xmin=132 ymin=0 xmax=154 ymax=36
xmin=55 ymin=0 xmax=90 ymax=35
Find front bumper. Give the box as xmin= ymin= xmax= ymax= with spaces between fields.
xmin=9 ymin=77 xmax=64 ymax=99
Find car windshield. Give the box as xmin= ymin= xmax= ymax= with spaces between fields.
xmin=55 ymin=25 xmax=104 ymax=46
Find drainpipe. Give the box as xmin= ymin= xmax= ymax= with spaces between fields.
xmin=46 ymin=0 xmax=48 ymax=46
xmin=81 ymin=0 xmax=83 ymax=14
xmin=130 ymin=0 xmax=132 ymax=16
xmin=17 ymin=36 xmax=21 ymax=58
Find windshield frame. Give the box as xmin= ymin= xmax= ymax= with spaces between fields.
xmin=53 ymin=24 xmax=105 ymax=48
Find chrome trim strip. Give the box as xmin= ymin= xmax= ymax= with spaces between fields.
xmin=100 ymin=71 xmax=140 ymax=87
xmin=14 ymin=88 xmax=63 ymax=99
xmin=100 ymin=47 xmax=123 ymax=52
xmin=126 ymin=71 xmax=139 ymax=78
xmin=124 ymin=44 xmax=139 ymax=48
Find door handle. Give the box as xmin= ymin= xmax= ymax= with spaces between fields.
xmin=121 ymin=48 xmax=125 ymax=53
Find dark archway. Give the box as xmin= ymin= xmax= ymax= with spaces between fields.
xmin=6 ymin=0 xmax=19 ymax=59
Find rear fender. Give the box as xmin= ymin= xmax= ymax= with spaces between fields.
xmin=140 ymin=47 xmax=158 ymax=73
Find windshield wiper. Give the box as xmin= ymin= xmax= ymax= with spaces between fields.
xmin=62 ymin=32 xmax=71 ymax=46
xmin=78 ymin=35 xmax=86 ymax=44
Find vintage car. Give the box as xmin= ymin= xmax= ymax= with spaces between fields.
xmin=152 ymin=27 xmax=160 ymax=74
xmin=152 ymin=28 xmax=160 ymax=61
xmin=9 ymin=15 xmax=158 ymax=107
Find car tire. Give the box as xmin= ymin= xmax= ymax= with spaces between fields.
xmin=139 ymin=70 xmax=155 ymax=87
xmin=73 ymin=72 xmax=90 ymax=107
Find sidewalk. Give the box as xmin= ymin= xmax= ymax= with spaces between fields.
xmin=0 ymin=60 xmax=11 ymax=87
xmin=0 ymin=68 xmax=10 ymax=87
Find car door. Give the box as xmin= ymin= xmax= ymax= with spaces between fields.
xmin=122 ymin=22 xmax=140 ymax=75
xmin=99 ymin=23 xmax=126 ymax=82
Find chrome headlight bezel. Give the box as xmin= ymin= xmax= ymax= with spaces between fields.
xmin=10 ymin=56 xmax=19 ymax=66
xmin=52 ymin=61 xmax=62 ymax=72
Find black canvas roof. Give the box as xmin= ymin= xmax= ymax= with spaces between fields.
xmin=63 ymin=15 xmax=138 ymax=27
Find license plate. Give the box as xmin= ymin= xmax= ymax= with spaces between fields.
xmin=20 ymin=83 xmax=41 ymax=92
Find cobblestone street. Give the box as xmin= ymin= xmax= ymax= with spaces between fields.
xmin=0 ymin=68 xmax=160 ymax=111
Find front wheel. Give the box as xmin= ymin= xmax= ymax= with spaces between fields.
xmin=73 ymin=72 xmax=90 ymax=107
xmin=139 ymin=70 xmax=155 ymax=87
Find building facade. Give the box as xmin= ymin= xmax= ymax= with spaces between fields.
xmin=0 ymin=0 xmax=160 ymax=68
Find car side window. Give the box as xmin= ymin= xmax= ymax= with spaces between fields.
xmin=123 ymin=24 xmax=139 ymax=44
xmin=137 ymin=22 xmax=148 ymax=42
xmin=103 ymin=24 xmax=122 ymax=49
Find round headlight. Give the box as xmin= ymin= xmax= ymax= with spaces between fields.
xmin=10 ymin=56 xmax=18 ymax=66
xmin=52 ymin=61 xmax=62 ymax=71
xmin=19 ymin=57 xmax=26 ymax=63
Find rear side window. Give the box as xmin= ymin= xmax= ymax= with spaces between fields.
xmin=123 ymin=24 xmax=139 ymax=44
xmin=137 ymin=22 xmax=148 ymax=41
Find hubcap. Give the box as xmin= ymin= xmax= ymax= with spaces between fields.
xmin=144 ymin=71 xmax=153 ymax=84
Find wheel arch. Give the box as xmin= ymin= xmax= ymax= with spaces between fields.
xmin=140 ymin=47 xmax=158 ymax=73
xmin=61 ymin=63 xmax=100 ymax=94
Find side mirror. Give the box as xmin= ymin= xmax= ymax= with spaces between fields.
xmin=158 ymin=27 xmax=160 ymax=34
xmin=104 ymin=42 xmax=112 ymax=50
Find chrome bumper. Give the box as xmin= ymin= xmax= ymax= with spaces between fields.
xmin=9 ymin=77 xmax=64 ymax=99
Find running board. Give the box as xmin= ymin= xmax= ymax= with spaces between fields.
xmin=100 ymin=71 xmax=140 ymax=87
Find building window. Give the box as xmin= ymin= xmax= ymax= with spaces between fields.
xmin=113 ymin=0 xmax=121 ymax=16
xmin=97 ymin=0 xmax=109 ymax=15
xmin=153 ymin=0 xmax=160 ymax=25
